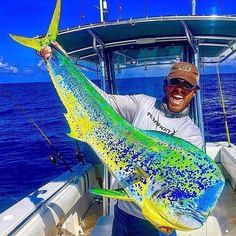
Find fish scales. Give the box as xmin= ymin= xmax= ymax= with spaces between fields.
xmin=48 ymin=48 xmax=224 ymax=226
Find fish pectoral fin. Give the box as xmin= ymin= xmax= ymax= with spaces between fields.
xmin=119 ymin=164 xmax=150 ymax=187
xmin=90 ymin=188 xmax=134 ymax=201
xmin=134 ymin=163 xmax=150 ymax=179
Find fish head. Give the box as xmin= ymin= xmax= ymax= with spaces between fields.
xmin=142 ymin=177 xmax=224 ymax=231
xmin=142 ymin=187 xmax=204 ymax=231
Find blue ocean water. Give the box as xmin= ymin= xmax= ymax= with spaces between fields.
xmin=0 ymin=74 xmax=235 ymax=213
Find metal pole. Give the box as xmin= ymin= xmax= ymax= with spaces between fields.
xmin=105 ymin=51 xmax=117 ymax=94
xmin=100 ymin=0 xmax=108 ymax=22
xmin=99 ymin=0 xmax=104 ymax=22
xmin=98 ymin=45 xmax=109 ymax=216
xmin=103 ymin=167 xmax=109 ymax=215
xmin=103 ymin=0 xmax=108 ymax=21
xmin=100 ymin=57 xmax=109 ymax=215
xmin=88 ymin=27 xmax=110 ymax=214
xmin=194 ymin=45 xmax=206 ymax=151
xmin=192 ymin=0 xmax=196 ymax=15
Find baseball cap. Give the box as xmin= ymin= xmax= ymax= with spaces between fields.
xmin=167 ymin=62 xmax=199 ymax=87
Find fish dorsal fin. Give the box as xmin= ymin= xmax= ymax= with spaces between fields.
xmin=141 ymin=129 xmax=191 ymax=147
xmin=90 ymin=188 xmax=133 ymax=202
xmin=141 ymin=129 xmax=167 ymax=140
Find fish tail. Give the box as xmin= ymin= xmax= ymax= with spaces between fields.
xmin=9 ymin=0 xmax=61 ymax=51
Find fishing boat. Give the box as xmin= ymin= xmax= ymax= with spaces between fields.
xmin=0 ymin=0 xmax=236 ymax=235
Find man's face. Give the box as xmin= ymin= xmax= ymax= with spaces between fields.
xmin=165 ymin=78 xmax=197 ymax=113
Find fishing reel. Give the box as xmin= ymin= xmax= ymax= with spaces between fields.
xmin=75 ymin=148 xmax=85 ymax=164
xmin=75 ymin=142 xmax=85 ymax=164
xmin=49 ymin=152 xmax=73 ymax=172
xmin=49 ymin=154 xmax=58 ymax=165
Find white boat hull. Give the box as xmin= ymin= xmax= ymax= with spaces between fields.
xmin=0 ymin=142 xmax=236 ymax=236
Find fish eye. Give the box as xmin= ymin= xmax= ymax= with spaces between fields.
xmin=179 ymin=200 xmax=184 ymax=206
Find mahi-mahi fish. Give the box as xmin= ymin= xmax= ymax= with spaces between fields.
xmin=10 ymin=0 xmax=224 ymax=232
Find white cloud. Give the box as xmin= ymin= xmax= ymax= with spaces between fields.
xmin=37 ymin=59 xmax=47 ymax=71
xmin=0 ymin=57 xmax=18 ymax=74
xmin=23 ymin=67 xmax=33 ymax=74
xmin=222 ymin=55 xmax=236 ymax=65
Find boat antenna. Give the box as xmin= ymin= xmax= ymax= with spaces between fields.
xmin=144 ymin=0 xmax=147 ymax=17
xmin=0 ymin=91 xmax=73 ymax=172
xmin=80 ymin=0 xmax=86 ymax=22
xmin=118 ymin=0 xmax=123 ymax=20
xmin=217 ymin=0 xmax=225 ymax=15
xmin=192 ymin=0 xmax=196 ymax=15
xmin=99 ymin=0 xmax=108 ymax=22
xmin=215 ymin=64 xmax=232 ymax=147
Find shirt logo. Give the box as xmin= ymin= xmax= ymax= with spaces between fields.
xmin=147 ymin=112 xmax=176 ymax=135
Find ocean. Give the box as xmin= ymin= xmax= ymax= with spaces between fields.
xmin=0 ymin=73 xmax=235 ymax=213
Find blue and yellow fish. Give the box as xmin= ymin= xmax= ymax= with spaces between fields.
xmin=10 ymin=0 xmax=224 ymax=231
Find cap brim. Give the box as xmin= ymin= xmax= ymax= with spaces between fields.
xmin=168 ymin=72 xmax=198 ymax=87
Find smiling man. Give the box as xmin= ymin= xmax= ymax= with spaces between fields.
xmin=40 ymin=47 xmax=202 ymax=236
xmin=93 ymin=61 xmax=202 ymax=149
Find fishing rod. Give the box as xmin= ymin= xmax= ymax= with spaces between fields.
xmin=215 ymin=64 xmax=231 ymax=147
xmin=75 ymin=141 xmax=85 ymax=164
xmin=1 ymin=91 xmax=73 ymax=172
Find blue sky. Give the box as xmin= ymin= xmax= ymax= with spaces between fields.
xmin=1 ymin=0 xmax=236 ymax=83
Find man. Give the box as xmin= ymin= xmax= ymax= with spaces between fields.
xmin=40 ymin=46 xmax=202 ymax=235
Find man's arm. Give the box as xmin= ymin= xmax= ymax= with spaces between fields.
xmin=90 ymin=81 xmax=140 ymax=123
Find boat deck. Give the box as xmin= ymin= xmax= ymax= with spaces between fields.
xmin=82 ymin=202 xmax=103 ymax=236
xmin=212 ymin=181 xmax=236 ymax=236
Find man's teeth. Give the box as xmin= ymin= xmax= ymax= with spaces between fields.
xmin=172 ymin=95 xmax=183 ymax=105
xmin=173 ymin=95 xmax=183 ymax=99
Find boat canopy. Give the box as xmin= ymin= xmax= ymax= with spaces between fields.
xmin=54 ymin=15 xmax=236 ymax=144
xmin=57 ymin=16 xmax=236 ymax=65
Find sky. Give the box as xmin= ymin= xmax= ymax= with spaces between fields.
xmin=1 ymin=0 xmax=236 ymax=83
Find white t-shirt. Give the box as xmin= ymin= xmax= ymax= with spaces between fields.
xmin=101 ymin=93 xmax=203 ymax=148
xmin=95 ymin=86 xmax=203 ymax=219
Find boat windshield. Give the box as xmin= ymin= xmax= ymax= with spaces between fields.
xmin=111 ymin=45 xmax=184 ymax=99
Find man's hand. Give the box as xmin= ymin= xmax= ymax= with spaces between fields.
xmin=38 ymin=42 xmax=67 ymax=60
xmin=39 ymin=46 xmax=52 ymax=60
xmin=159 ymin=226 xmax=174 ymax=235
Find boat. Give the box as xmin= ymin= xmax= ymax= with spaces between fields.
xmin=0 ymin=0 xmax=236 ymax=235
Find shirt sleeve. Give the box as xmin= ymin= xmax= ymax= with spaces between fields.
xmin=89 ymin=81 xmax=141 ymax=123
xmin=176 ymin=119 xmax=203 ymax=149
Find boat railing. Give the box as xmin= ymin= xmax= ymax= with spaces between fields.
xmin=0 ymin=163 xmax=98 ymax=236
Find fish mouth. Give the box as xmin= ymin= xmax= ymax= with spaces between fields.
xmin=142 ymin=198 xmax=203 ymax=231
xmin=175 ymin=204 xmax=207 ymax=226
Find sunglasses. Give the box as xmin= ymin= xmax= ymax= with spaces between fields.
xmin=166 ymin=78 xmax=198 ymax=90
